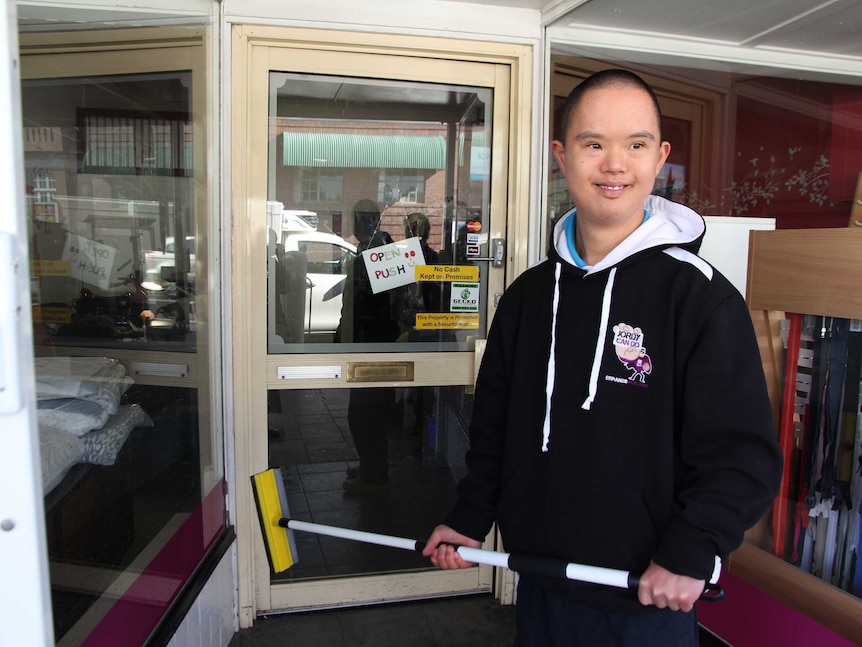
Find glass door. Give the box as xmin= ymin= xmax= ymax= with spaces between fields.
xmin=233 ymin=29 xmax=520 ymax=614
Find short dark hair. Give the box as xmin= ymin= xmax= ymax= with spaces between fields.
xmin=405 ymin=212 xmax=430 ymax=240
xmin=557 ymin=69 xmax=663 ymax=144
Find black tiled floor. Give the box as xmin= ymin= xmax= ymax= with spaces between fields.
xmin=267 ymin=388 xmax=459 ymax=581
xmin=228 ymin=595 xmax=518 ymax=647
xmin=229 ymin=595 xmax=731 ymax=646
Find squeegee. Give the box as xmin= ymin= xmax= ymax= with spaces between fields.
xmin=251 ymin=467 xmax=724 ymax=602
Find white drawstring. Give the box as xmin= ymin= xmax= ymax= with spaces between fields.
xmin=541 ymin=263 xmax=562 ymax=452
xmin=581 ymin=267 xmax=616 ymax=410
xmin=542 ymin=265 xmax=616 ymax=451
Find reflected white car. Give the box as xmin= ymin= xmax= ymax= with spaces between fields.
xmin=145 ymin=216 xmax=357 ymax=336
xmin=278 ymin=216 xmax=356 ymax=335
xmin=284 ymin=230 xmax=356 ymax=334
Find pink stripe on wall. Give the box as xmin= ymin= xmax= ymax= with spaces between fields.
xmin=698 ymin=571 xmax=856 ymax=647
xmin=81 ymin=481 xmax=226 ymax=646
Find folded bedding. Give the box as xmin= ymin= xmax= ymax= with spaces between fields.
xmin=40 ymin=426 xmax=84 ymax=493
xmin=37 ymin=398 xmax=112 ymax=437
xmin=79 ymin=404 xmax=153 ymax=466
xmin=36 ymin=357 xmax=152 ymax=495
xmin=34 ymin=356 xmax=133 ymax=413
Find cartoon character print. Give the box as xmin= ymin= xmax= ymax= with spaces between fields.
xmin=613 ymin=323 xmax=652 ymax=383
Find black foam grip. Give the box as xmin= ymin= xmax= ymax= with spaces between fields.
xmin=508 ymin=553 xmax=567 ymax=580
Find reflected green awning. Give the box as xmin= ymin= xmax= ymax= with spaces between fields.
xmin=282 ymin=132 xmax=447 ymax=169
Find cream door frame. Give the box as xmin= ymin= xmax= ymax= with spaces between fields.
xmin=231 ymin=25 xmax=532 ymax=625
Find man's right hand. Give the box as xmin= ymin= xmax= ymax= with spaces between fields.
xmin=422 ymin=524 xmax=482 ymax=569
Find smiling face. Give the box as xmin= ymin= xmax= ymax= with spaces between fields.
xmin=552 ymin=82 xmax=670 ymax=238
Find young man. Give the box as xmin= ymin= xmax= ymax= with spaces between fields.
xmin=423 ymin=69 xmax=783 ymax=645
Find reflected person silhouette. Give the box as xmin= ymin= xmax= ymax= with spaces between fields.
xmin=335 ymin=199 xmax=399 ymax=496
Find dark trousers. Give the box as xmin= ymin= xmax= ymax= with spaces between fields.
xmin=347 ymin=387 xmax=395 ymax=485
xmin=515 ymin=577 xmax=699 ymax=647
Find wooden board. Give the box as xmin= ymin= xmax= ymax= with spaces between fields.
xmin=747 ymin=228 xmax=862 ymax=320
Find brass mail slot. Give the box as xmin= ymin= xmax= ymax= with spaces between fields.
xmin=346 ymin=361 xmax=414 ymax=383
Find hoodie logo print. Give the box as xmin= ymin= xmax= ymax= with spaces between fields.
xmin=610 ymin=323 xmax=652 ymax=386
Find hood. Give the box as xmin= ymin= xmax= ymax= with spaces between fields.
xmin=540 ymin=196 xmax=706 ymax=453
xmin=550 ymin=195 xmax=705 ymax=272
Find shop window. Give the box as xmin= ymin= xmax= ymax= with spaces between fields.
xmin=549 ymin=57 xmax=861 ymax=230
xmin=725 ymin=82 xmax=848 ymax=228
xmin=22 ymin=26 xmax=226 ymax=646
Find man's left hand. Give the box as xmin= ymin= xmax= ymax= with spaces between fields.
xmin=637 ymin=561 xmax=705 ymax=612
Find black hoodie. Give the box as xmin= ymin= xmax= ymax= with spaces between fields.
xmin=444 ymin=196 xmax=783 ymax=612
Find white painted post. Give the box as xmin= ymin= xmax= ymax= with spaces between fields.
xmin=0 ymin=2 xmax=54 ymax=644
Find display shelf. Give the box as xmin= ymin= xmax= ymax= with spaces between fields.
xmin=734 ymin=227 xmax=862 ymax=646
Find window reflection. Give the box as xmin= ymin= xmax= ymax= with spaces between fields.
xmin=549 ymin=57 xmax=862 ymax=230
xmin=23 ymin=61 xmax=223 ymax=644
xmin=267 ymin=386 xmax=470 ymax=581
xmin=267 ymin=74 xmax=493 ymax=353
xmin=27 ymin=74 xmax=198 ymax=350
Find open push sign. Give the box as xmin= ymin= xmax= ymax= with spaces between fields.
xmin=362 ymin=237 xmax=425 ymax=294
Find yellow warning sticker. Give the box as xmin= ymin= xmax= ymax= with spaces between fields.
xmin=33 ymin=306 xmax=72 ymax=324
xmin=415 ymin=313 xmax=480 ymax=330
xmin=415 ymin=265 xmax=480 ymax=282
xmin=32 ymin=260 xmax=71 ymax=276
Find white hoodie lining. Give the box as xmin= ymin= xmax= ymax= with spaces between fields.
xmin=540 ymin=196 xmax=705 ymax=450
xmin=551 ymin=196 xmax=705 ymax=277
xmin=541 ymin=262 xmax=562 ymax=452
xmin=581 ymin=267 xmax=616 ymax=411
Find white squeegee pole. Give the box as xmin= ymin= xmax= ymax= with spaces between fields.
xmin=287 ymin=519 xmax=418 ymax=552
xmin=281 ymin=517 xmax=723 ymax=601
xmin=286 ymin=522 xmax=626 ymax=588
